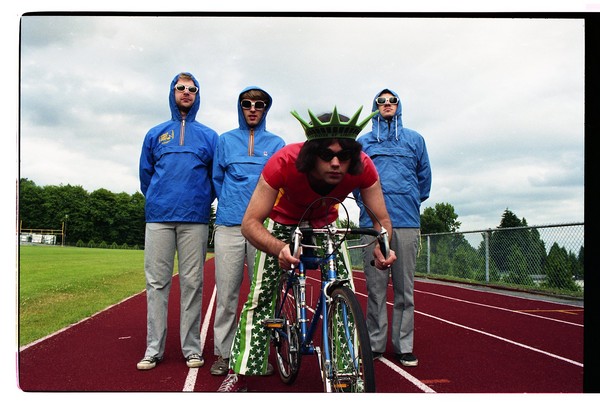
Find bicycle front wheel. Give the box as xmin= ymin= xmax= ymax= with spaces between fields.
xmin=273 ymin=280 xmax=301 ymax=384
xmin=326 ymin=285 xmax=375 ymax=392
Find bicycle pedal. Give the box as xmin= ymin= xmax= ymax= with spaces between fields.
xmin=262 ymin=318 xmax=284 ymax=328
xmin=333 ymin=378 xmax=353 ymax=390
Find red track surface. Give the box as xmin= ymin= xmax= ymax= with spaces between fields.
xmin=18 ymin=258 xmax=585 ymax=393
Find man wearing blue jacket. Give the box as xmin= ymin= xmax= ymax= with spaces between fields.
xmin=210 ymin=87 xmax=285 ymax=376
xmin=354 ymin=89 xmax=431 ymax=367
xmin=137 ymin=72 xmax=218 ymax=371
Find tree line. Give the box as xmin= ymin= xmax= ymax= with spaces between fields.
xmin=18 ymin=178 xmax=583 ymax=293
xmin=19 ymin=178 xmax=458 ymax=250
xmin=19 ymin=178 xmax=147 ymax=249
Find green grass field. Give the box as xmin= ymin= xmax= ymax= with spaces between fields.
xmin=18 ymin=245 xmax=148 ymax=347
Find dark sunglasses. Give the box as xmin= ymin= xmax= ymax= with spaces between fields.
xmin=240 ymin=100 xmax=267 ymax=110
xmin=375 ymin=96 xmax=399 ymax=105
xmin=317 ymin=148 xmax=353 ymax=162
xmin=174 ymin=84 xmax=199 ymax=94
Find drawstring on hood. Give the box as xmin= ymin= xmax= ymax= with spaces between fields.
xmin=354 ymin=87 xmax=431 ymax=229
xmin=371 ymin=88 xmax=402 ymax=143
xmin=237 ymin=86 xmax=272 ymax=132
xmin=237 ymin=86 xmax=272 ymax=157
xmin=169 ymin=72 xmax=201 ymax=122
xmin=212 ymin=86 xmax=285 ymax=226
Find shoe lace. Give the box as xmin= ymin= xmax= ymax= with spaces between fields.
xmin=218 ymin=374 xmax=238 ymax=392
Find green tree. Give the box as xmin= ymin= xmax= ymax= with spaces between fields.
xmin=18 ymin=178 xmax=146 ymax=249
xmin=208 ymin=205 xmax=216 ymax=249
xmin=18 ymin=178 xmax=45 ymax=230
xmin=421 ymin=202 xmax=461 ymax=234
xmin=490 ymin=209 xmax=528 ymax=273
xmin=574 ymin=246 xmax=584 ymax=280
xmin=504 ymin=244 xmax=534 ymax=286
xmin=544 ymin=243 xmax=580 ymax=291
xmin=338 ymin=218 xmax=360 ymax=240
xmin=88 ymin=189 xmax=118 ymax=243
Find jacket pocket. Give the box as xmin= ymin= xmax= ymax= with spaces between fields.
xmin=369 ymin=147 xmax=417 ymax=195
xmin=228 ymin=156 xmax=267 ymax=181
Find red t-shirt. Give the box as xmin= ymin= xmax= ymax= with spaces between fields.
xmin=262 ymin=143 xmax=379 ymax=227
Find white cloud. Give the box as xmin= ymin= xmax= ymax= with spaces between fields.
xmin=21 ymin=137 xmax=139 ymax=193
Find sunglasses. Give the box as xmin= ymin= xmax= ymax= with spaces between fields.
xmin=174 ymin=84 xmax=199 ymax=94
xmin=375 ymin=96 xmax=399 ymax=105
xmin=317 ymin=148 xmax=353 ymax=162
xmin=240 ymin=100 xmax=267 ymax=110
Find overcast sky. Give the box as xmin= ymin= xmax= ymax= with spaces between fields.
xmin=18 ymin=14 xmax=584 ymax=232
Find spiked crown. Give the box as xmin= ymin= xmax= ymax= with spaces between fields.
xmin=291 ymin=106 xmax=378 ymax=140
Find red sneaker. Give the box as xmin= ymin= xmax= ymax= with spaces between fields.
xmin=217 ymin=373 xmax=248 ymax=392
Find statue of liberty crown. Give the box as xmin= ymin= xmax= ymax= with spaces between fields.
xmin=290 ymin=106 xmax=378 ymax=140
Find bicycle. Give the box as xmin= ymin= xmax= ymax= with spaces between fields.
xmin=263 ymin=198 xmax=389 ymax=393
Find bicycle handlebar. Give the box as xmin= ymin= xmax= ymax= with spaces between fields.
xmin=290 ymin=225 xmax=390 ymax=261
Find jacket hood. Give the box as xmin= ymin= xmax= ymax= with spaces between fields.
xmin=370 ymin=88 xmax=403 ymax=142
xmin=169 ymin=72 xmax=201 ymax=122
xmin=237 ymin=86 xmax=272 ymax=131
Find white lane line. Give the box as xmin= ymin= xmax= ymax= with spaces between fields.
xmin=19 ymin=291 xmax=145 ymax=351
xmin=353 ymin=287 xmax=583 ymax=368
xmin=351 ymin=280 xmax=583 ymax=392
xmin=416 ymin=310 xmax=583 ymax=368
xmin=417 ymin=290 xmax=582 ymax=327
xmin=305 ymin=274 xmax=433 ymax=392
xmin=379 ymin=357 xmax=436 ymax=393
xmin=416 ymin=279 xmax=583 ymax=308
xmin=182 ymin=285 xmax=217 ymax=392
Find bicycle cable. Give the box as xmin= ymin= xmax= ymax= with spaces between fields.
xmin=294 ymin=196 xmax=351 ymax=261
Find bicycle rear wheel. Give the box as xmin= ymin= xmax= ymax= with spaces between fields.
xmin=273 ymin=280 xmax=301 ymax=384
xmin=326 ymin=285 xmax=375 ymax=392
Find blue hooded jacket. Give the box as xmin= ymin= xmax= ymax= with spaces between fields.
xmin=354 ymin=89 xmax=431 ymax=228
xmin=212 ymin=86 xmax=285 ymax=226
xmin=139 ymin=72 xmax=218 ymax=223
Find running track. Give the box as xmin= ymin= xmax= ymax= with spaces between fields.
xmin=18 ymin=257 xmax=587 ymax=393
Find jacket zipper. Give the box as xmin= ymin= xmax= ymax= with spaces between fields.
xmin=179 ymin=119 xmax=186 ymax=145
xmin=248 ymin=128 xmax=254 ymax=156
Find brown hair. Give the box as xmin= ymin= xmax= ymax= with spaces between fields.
xmin=239 ymin=89 xmax=271 ymax=108
xmin=177 ymin=73 xmax=194 ymax=82
xmin=296 ymin=137 xmax=363 ymax=175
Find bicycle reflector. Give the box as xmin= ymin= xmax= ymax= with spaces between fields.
xmin=290 ymin=106 xmax=378 ymax=140
xmin=262 ymin=318 xmax=285 ymax=329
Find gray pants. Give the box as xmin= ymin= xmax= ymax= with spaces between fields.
xmin=143 ymin=222 xmax=208 ymax=359
xmin=212 ymin=225 xmax=256 ymax=359
xmin=362 ymin=228 xmax=419 ymax=354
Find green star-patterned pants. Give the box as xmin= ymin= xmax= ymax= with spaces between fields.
xmin=229 ymin=218 xmax=354 ymax=375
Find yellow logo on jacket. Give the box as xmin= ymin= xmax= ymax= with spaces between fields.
xmin=159 ymin=130 xmax=174 ymax=144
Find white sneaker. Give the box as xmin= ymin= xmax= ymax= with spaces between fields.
xmin=186 ymin=353 xmax=205 ymax=368
xmin=136 ymin=355 xmax=162 ymax=370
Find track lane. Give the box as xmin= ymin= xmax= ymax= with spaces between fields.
xmin=18 ymin=260 xmax=584 ymax=393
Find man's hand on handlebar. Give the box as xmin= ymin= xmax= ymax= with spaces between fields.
xmin=278 ymin=243 xmax=300 ymax=270
xmin=372 ymin=247 xmax=396 ymax=270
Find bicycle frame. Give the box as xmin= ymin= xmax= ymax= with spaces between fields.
xmin=270 ymin=224 xmax=387 ymax=392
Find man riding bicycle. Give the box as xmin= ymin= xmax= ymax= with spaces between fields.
xmin=218 ymin=107 xmax=397 ymax=392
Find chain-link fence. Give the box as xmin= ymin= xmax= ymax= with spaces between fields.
xmin=347 ymin=223 xmax=584 ymax=298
